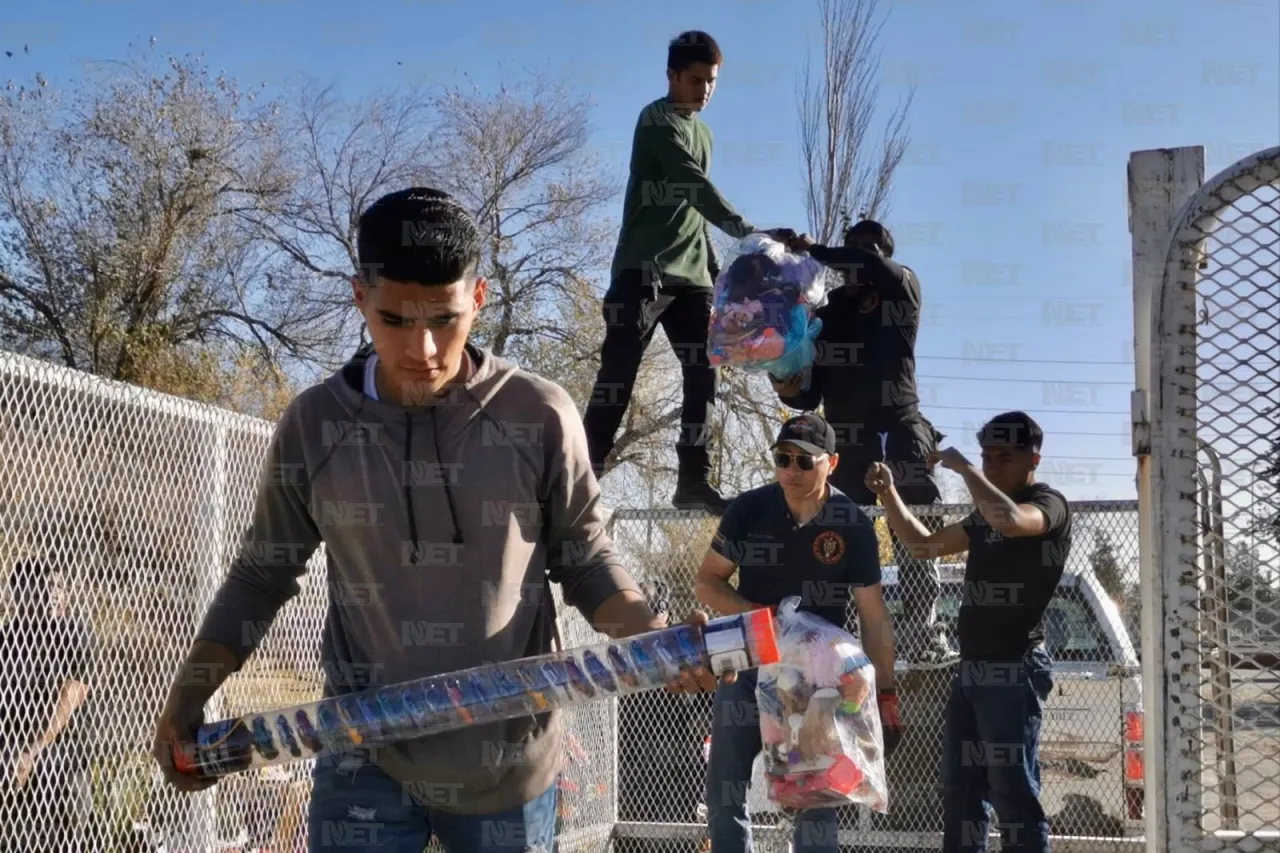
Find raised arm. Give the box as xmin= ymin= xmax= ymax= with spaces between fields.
xmin=866 ymin=462 xmax=970 ymax=560
xmin=806 ymin=243 xmax=912 ymax=298
xmin=640 ymin=119 xmax=755 ymax=239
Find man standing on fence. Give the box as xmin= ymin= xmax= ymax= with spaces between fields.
xmin=865 ymin=411 xmax=1072 ymax=853
xmin=0 ymin=558 xmax=97 ymax=853
xmin=694 ymin=413 xmax=903 ymax=853
xmin=152 ymin=187 xmax=727 ymax=853
xmin=582 ymin=30 xmax=797 ymax=515
xmin=771 ymin=221 xmax=955 ymax=670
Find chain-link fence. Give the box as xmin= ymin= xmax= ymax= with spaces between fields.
xmin=1148 ymin=145 xmax=1280 ymax=853
xmin=0 ymin=350 xmax=616 ymax=852
xmin=606 ymin=501 xmax=1145 ymax=853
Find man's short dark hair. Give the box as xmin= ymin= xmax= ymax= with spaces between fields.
xmin=356 ymin=187 xmax=482 ymax=286
xmin=668 ymin=31 xmax=723 ymax=72
xmin=977 ymin=411 xmax=1044 ymax=452
xmin=845 ymin=219 xmax=895 ymax=258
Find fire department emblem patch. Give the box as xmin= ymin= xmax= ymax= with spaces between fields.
xmin=813 ymin=531 xmax=846 ymax=565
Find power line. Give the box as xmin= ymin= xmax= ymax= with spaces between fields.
xmin=935 ymin=425 xmax=1125 ymax=438
xmin=919 ymin=374 xmax=1133 ymax=386
xmin=918 ymin=355 xmax=1133 ymax=366
xmin=928 ymin=404 xmax=1130 ymax=415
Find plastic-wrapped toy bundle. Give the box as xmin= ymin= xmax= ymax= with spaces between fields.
xmin=174 ymin=609 xmax=779 ymax=780
xmin=707 ymin=233 xmax=829 ymax=379
xmin=755 ymin=596 xmax=889 ymax=813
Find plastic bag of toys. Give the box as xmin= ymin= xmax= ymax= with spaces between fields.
xmin=707 ymin=233 xmax=829 ymax=379
xmin=755 ymin=596 xmax=889 ymax=813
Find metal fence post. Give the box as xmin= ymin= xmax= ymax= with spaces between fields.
xmin=1127 ymin=146 xmax=1205 ymax=853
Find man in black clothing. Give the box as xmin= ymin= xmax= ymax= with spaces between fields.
xmin=771 ymin=220 xmax=954 ymax=666
xmin=0 ymin=558 xmax=97 ymax=853
xmin=867 ymin=411 xmax=1072 ymax=853
xmin=582 ymin=30 xmax=795 ymax=515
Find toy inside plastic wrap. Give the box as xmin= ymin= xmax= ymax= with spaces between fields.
xmin=173 ymin=609 xmax=779 ymax=780
xmin=707 ymin=233 xmax=829 ymax=379
xmin=755 ymin=596 xmax=889 ymax=813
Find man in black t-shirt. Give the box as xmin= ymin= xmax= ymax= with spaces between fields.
xmin=770 ymin=221 xmax=953 ymax=669
xmin=866 ymin=411 xmax=1070 ymax=853
xmin=694 ymin=413 xmax=902 ymax=853
xmin=0 ymin=559 xmax=98 ymax=853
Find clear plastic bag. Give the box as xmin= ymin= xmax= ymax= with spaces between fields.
xmin=755 ymin=596 xmax=889 ymax=813
xmin=707 ymin=233 xmax=829 ymax=379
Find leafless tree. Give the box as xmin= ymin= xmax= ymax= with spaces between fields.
xmin=0 ymin=45 xmax=329 ymax=418
xmin=241 ymin=78 xmax=439 ymax=375
xmin=798 ymin=0 xmax=913 ymax=244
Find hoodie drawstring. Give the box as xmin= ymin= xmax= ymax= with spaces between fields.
xmin=429 ymin=406 xmax=465 ymax=546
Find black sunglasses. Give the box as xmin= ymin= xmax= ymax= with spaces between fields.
xmin=773 ymin=451 xmax=822 ymax=471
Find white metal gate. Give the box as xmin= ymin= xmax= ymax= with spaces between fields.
xmin=1146 ymin=145 xmax=1280 ymax=853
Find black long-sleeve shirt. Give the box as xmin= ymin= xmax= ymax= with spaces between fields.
xmin=778 ymin=243 xmax=925 ymax=442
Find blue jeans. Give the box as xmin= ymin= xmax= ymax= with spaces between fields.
xmin=706 ymin=669 xmax=839 ymax=853
xmin=307 ymin=751 xmax=558 ymax=853
xmin=941 ymin=649 xmax=1053 ymax=853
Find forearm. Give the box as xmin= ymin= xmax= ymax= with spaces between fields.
xmin=34 ymin=682 xmax=88 ymax=750
xmin=807 ymin=244 xmax=897 ymax=288
xmin=590 ymin=589 xmax=667 ymax=639
xmin=165 ymin=639 xmax=244 ymax=710
xmin=880 ymin=486 xmax=934 ymax=551
xmin=644 ymin=127 xmax=754 ymax=238
xmin=860 ymin=616 xmax=896 ymax=691
xmin=959 ymin=465 xmax=1022 ymax=531
xmin=694 ymin=576 xmax=757 ymax=616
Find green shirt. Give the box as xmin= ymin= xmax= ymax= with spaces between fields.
xmin=610 ymin=98 xmax=756 ymax=288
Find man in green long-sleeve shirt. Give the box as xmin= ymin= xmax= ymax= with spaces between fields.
xmin=584 ymin=30 xmax=795 ymax=515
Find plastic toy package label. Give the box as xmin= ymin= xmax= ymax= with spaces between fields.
xmin=181 ymin=610 xmax=780 ymax=779
xmin=707 ymin=233 xmax=829 ymax=379
xmin=755 ymin=596 xmax=889 ymax=813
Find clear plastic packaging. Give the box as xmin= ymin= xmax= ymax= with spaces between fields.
xmin=708 ymin=233 xmax=829 ymax=379
xmin=756 ymin=596 xmax=889 ymax=813
xmin=175 ymin=610 xmax=779 ymax=780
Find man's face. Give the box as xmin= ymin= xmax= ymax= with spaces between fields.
xmin=980 ymin=444 xmax=1038 ymax=494
xmin=352 ymin=275 xmax=487 ymax=405
xmin=667 ymin=62 xmax=719 ymax=112
xmin=773 ymin=442 xmax=837 ymax=498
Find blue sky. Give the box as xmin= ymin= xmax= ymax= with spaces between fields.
xmin=7 ymin=0 xmax=1278 ymax=502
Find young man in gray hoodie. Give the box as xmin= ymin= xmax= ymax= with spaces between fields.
xmin=152 ymin=188 xmax=723 ymax=853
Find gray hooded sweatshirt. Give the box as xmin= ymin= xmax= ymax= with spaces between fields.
xmin=194 ymin=343 xmax=639 ymax=814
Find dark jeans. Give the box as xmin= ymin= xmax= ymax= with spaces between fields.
xmin=583 ymin=269 xmax=719 ymax=483
xmin=706 ymin=669 xmax=839 ymax=853
xmin=307 ymin=751 xmax=558 ymax=853
xmin=834 ymin=415 xmax=947 ymax=657
xmin=941 ymin=649 xmax=1054 ymax=853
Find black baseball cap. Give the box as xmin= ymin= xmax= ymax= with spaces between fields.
xmin=771 ymin=413 xmax=837 ymax=457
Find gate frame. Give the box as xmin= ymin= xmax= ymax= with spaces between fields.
xmin=1142 ymin=144 xmax=1280 ymax=853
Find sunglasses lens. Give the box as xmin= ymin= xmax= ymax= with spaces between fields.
xmin=772 ymin=453 xmax=790 ymax=468
xmin=797 ymin=455 xmax=815 ymax=471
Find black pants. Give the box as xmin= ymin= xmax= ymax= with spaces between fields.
xmin=583 ymin=269 xmax=719 ymax=482
xmin=832 ymin=414 xmax=948 ymax=656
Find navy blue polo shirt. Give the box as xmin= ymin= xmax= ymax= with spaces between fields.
xmin=710 ymin=483 xmax=882 ymax=629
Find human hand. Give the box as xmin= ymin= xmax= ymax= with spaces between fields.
xmin=789 ymin=233 xmax=815 ymax=252
xmin=664 ymin=611 xmax=738 ymax=695
xmin=12 ymin=745 xmax=39 ymax=791
xmin=927 ymin=447 xmax=973 ymax=473
xmin=762 ymin=227 xmax=798 ymax=244
xmin=864 ymin=461 xmax=894 ymax=496
xmin=877 ymin=688 xmax=903 ymax=757
xmin=152 ymin=696 xmax=218 ymax=792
